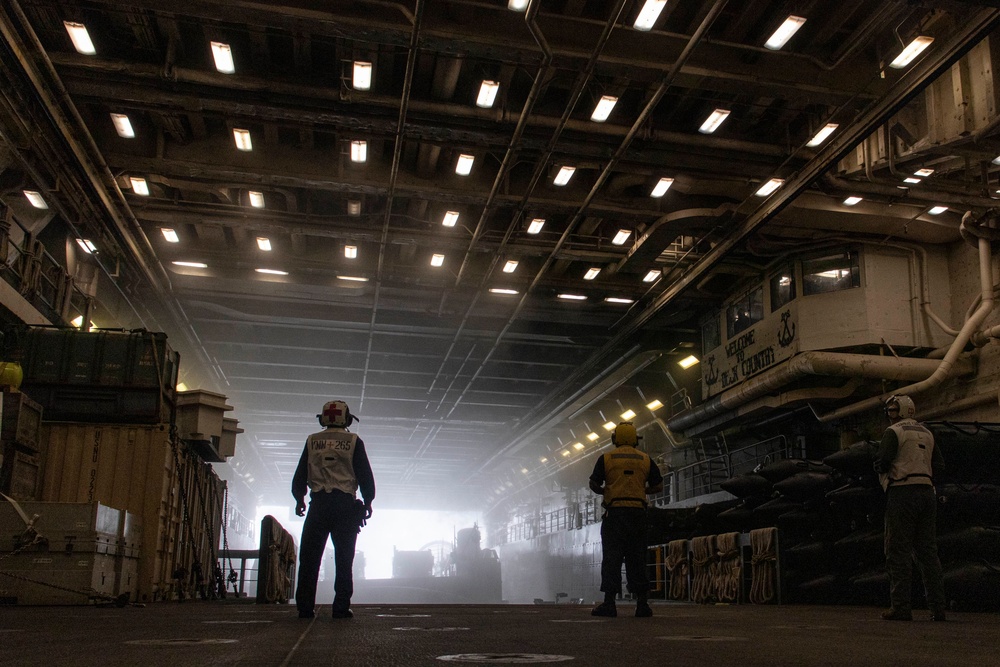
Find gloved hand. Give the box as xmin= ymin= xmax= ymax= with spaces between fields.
xmin=295 ymin=499 xmax=306 ymax=517
xmin=365 ymin=503 xmax=373 ymax=520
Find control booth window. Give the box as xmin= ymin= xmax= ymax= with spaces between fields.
xmin=726 ymin=285 xmax=763 ymax=339
xmin=702 ymin=314 xmax=721 ymax=352
xmin=770 ymin=266 xmax=795 ymax=312
xmin=802 ymin=251 xmax=860 ymax=296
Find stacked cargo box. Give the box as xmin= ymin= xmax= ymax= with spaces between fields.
xmin=0 ymin=389 xmax=43 ymax=501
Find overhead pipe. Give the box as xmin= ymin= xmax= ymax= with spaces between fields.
xmin=666 ymin=351 xmax=976 ymax=433
xmin=820 ymin=173 xmax=1000 ymax=209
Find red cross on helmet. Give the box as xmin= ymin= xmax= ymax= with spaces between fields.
xmin=319 ymin=400 xmax=354 ymax=427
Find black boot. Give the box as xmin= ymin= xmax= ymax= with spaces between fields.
xmin=635 ymin=595 xmax=652 ymax=618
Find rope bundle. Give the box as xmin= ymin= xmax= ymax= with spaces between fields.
xmin=691 ymin=535 xmax=718 ymax=603
xmin=665 ymin=539 xmax=690 ymax=600
xmin=749 ymin=527 xmax=778 ymax=604
xmin=715 ymin=532 xmax=741 ymax=603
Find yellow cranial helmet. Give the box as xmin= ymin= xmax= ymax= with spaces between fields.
xmin=612 ymin=421 xmax=638 ymax=447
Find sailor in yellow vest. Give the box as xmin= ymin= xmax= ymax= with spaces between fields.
xmin=589 ymin=421 xmax=663 ymax=617
xmin=873 ymin=395 xmax=946 ymax=622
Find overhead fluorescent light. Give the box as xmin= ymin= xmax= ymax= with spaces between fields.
xmin=172 ymin=261 xmax=208 ymax=268
xmin=903 ymin=177 xmax=921 ymax=184
xmin=843 ymin=196 xmax=863 ymax=206
xmin=765 ymin=15 xmax=806 ymax=50
xmin=490 ymin=288 xmax=518 ymax=295
xmin=620 ymin=409 xmax=636 ymax=420
xmin=553 ymin=166 xmax=576 ymax=186
xmin=807 ymin=123 xmax=838 ymax=147
xmin=442 ymin=211 xmax=460 ymax=227
xmin=678 ymin=355 xmax=700 ymax=369
xmin=527 ymin=218 xmax=545 ymax=234
xmin=755 ymin=178 xmax=784 ymax=196
xmin=561 ymin=450 xmax=570 ymax=457
xmin=699 ymin=108 xmax=730 ymax=134
xmin=634 ymin=0 xmax=667 ymax=31
xmin=612 ymin=229 xmax=631 ymax=245
xmin=643 ymin=269 xmax=661 ymax=283
xmin=161 ymin=228 xmax=179 ymax=243
xmin=210 ymin=41 xmax=235 ymax=73
xmin=914 ymin=168 xmax=935 ymax=177
xmin=338 ymin=275 xmax=368 ymax=282
xmin=521 ymin=468 xmax=529 ymax=474
xmin=233 ymin=128 xmax=252 ymax=151
xmin=586 ymin=432 xmax=599 ymax=441
xmin=256 ymin=268 xmax=288 ymax=275
xmin=508 ymin=0 xmax=529 ymax=10
xmin=248 ymin=191 xmax=265 ymax=208
xmin=23 ymin=190 xmax=47 ymax=209
xmin=477 ymin=80 xmax=499 ymax=108
xmin=110 ymin=113 xmax=135 ymax=138
xmin=605 ymin=297 xmax=634 ymax=304
xmin=256 ymin=237 xmax=272 ymax=251
xmin=557 ymin=293 xmax=586 ymax=301
xmin=584 ymin=267 xmax=601 ymax=280
xmin=348 ymin=200 xmax=361 ymax=216
xmin=456 ymin=154 xmax=475 ymax=175
xmin=353 ymin=61 xmax=372 ymax=90
xmin=71 ymin=315 xmax=85 ymax=328
xmin=503 ymin=260 xmax=518 ymax=273
xmin=344 ymin=245 xmax=358 ymax=259
xmin=993 ymin=155 xmax=1000 ymax=165
xmin=76 ymin=239 xmax=97 ymax=254
xmin=64 ymin=22 xmax=96 ymax=55
xmin=651 ymin=177 xmax=674 ymax=197
xmin=890 ymin=36 xmax=934 ymax=69
xmin=129 ymin=176 xmax=149 ymax=196
xmin=431 ymin=254 xmax=445 ymax=267
xmin=540 ymin=456 xmax=548 ymax=463
xmin=591 ymin=95 xmax=618 ymax=122
xmin=351 ymin=140 xmax=367 ymax=163
xmin=646 ymin=399 xmax=663 ymax=411
xmin=572 ymin=442 xmax=585 ymax=451
xmin=928 ymin=206 xmax=948 ymax=215
xmin=603 ymin=421 xmax=616 ymax=431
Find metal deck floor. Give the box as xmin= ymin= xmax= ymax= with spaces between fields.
xmin=1 ymin=599 xmax=996 ymax=666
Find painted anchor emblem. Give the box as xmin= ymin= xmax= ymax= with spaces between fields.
xmin=705 ymin=356 xmax=719 ymax=385
xmin=778 ymin=310 xmax=796 ymax=347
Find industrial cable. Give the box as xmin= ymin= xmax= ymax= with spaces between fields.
xmin=665 ymin=539 xmax=689 ymax=601
xmin=715 ymin=532 xmax=742 ymax=603
xmin=691 ymin=535 xmax=718 ymax=603
xmin=749 ymin=527 xmax=778 ymax=604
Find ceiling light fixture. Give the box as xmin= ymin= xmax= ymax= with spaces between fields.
xmin=843 ymin=196 xmax=863 ymax=206
xmin=764 ymin=15 xmax=806 ymax=50
xmin=540 ymin=456 xmax=548 ymax=463
xmin=587 ymin=432 xmax=599 ymax=441
xmin=643 ymin=269 xmax=661 ymax=283
xmin=633 ymin=0 xmax=667 ymax=31
xmin=584 ymin=267 xmax=601 ymax=280
xmin=612 ymin=229 xmax=631 ymax=245
xmin=344 ymin=245 xmax=358 ymax=259
xmin=338 ymin=275 xmax=368 ymax=282
xmin=173 ymin=261 xmax=208 ymax=268
xmin=992 ymin=156 xmax=1000 ymax=165
xmin=256 ymin=268 xmax=288 ymax=275
xmin=490 ymin=288 xmax=518 ymax=295
xmin=442 ymin=211 xmax=460 ymax=227
xmin=678 ymin=355 xmax=700 ymax=369
xmin=233 ymin=128 xmax=252 ymax=151
xmin=699 ymin=109 xmax=730 ymax=134
xmin=23 ymin=190 xmax=47 ymax=209
xmin=76 ymin=239 xmax=97 ymax=254
xmin=64 ymin=22 xmax=96 ymax=55
xmin=110 ymin=113 xmax=135 ymax=138
xmin=806 ymin=123 xmax=838 ymax=147
xmin=348 ymin=200 xmax=361 ymax=216
xmin=553 ymin=166 xmax=576 ymax=186
xmin=256 ymin=237 xmax=272 ymax=251
xmin=903 ymin=177 xmax=921 ymax=184
xmin=620 ymin=409 xmax=636 ymax=420
xmin=646 ymin=399 xmax=663 ymax=411
xmin=651 ymin=177 xmax=674 ymax=197
xmin=508 ymin=0 xmax=529 ymax=11
xmin=129 ymin=177 xmax=149 ymax=196
xmin=249 ymin=191 xmax=265 ymax=208
xmin=591 ymin=95 xmax=618 ymax=122
xmin=351 ymin=140 xmax=367 ymax=163
xmin=914 ymin=168 xmax=935 ymax=177
xmin=521 ymin=468 xmax=529 ymax=474
xmin=561 ymin=450 xmax=570 ymax=457
xmin=477 ymin=80 xmax=499 ymax=108
xmin=572 ymin=442 xmax=585 ymax=451
xmin=352 ymin=61 xmax=372 ymax=90
xmin=527 ymin=218 xmax=545 ymax=234
xmin=161 ymin=228 xmax=179 ymax=243
xmin=557 ymin=293 xmax=586 ymax=301
xmin=503 ymin=260 xmax=518 ymax=273
xmin=755 ymin=178 xmax=784 ymax=197
xmin=456 ymin=154 xmax=475 ymax=175
xmin=603 ymin=421 xmax=616 ymax=431
xmin=890 ymin=36 xmax=934 ymax=69
xmin=605 ymin=297 xmax=634 ymax=304
xmin=928 ymin=206 xmax=948 ymax=215
xmin=431 ymin=254 xmax=445 ymax=267
xmin=210 ymin=41 xmax=235 ymax=73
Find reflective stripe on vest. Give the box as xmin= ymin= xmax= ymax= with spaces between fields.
xmin=603 ymin=446 xmax=650 ymax=508
xmin=306 ymin=428 xmax=359 ymax=495
xmin=881 ymin=420 xmax=934 ymax=490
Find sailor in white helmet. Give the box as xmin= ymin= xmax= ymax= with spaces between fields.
xmin=873 ymin=394 xmax=946 ymax=622
xmin=292 ymin=400 xmax=375 ymax=619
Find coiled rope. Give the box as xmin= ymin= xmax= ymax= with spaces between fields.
xmin=665 ymin=539 xmax=689 ymax=600
xmin=715 ymin=532 xmax=741 ymax=603
xmin=691 ymin=535 xmax=718 ymax=603
xmin=749 ymin=527 xmax=778 ymax=604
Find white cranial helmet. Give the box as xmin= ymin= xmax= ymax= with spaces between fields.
xmin=319 ymin=400 xmax=354 ymax=427
xmin=885 ymin=395 xmax=916 ymax=420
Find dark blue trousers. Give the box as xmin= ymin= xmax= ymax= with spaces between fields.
xmin=600 ymin=507 xmax=649 ymax=596
xmin=296 ymin=491 xmax=359 ymax=614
